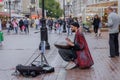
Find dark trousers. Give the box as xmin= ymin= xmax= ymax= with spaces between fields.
xmin=25 ymin=25 xmax=29 ymax=33
xmin=58 ymin=49 xmax=77 ymax=62
xmin=94 ymin=26 xmax=99 ymax=34
xmin=109 ymin=33 xmax=119 ymax=57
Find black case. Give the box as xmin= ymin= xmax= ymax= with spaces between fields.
xmin=16 ymin=64 xmax=54 ymax=77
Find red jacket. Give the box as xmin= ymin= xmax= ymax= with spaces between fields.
xmin=74 ymin=29 xmax=94 ymax=69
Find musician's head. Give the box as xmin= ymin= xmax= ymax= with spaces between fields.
xmin=70 ymin=22 xmax=80 ymax=32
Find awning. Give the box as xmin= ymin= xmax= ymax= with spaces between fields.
xmin=11 ymin=13 xmax=24 ymax=18
xmin=0 ymin=12 xmax=9 ymax=17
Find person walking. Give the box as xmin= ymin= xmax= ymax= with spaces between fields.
xmin=97 ymin=17 xmax=102 ymax=37
xmin=58 ymin=22 xmax=94 ymax=69
xmin=24 ymin=18 xmax=29 ymax=34
xmin=67 ymin=15 xmax=74 ymax=36
xmin=47 ymin=18 xmax=53 ymax=32
xmin=93 ymin=15 xmax=100 ymax=36
xmin=105 ymin=7 xmax=120 ymax=58
xmin=35 ymin=18 xmax=39 ymax=30
xmin=6 ymin=20 xmax=11 ymax=33
xmin=19 ymin=18 xmax=24 ymax=32
xmin=0 ymin=19 xmax=3 ymax=45
xmin=12 ymin=18 xmax=18 ymax=34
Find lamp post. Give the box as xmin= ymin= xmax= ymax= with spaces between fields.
xmin=62 ymin=0 xmax=66 ymax=33
xmin=39 ymin=0 xmax=50 ymax=50
xmin=29 ymin=5 xmax=32 ymax=19
xmin=8 ymin=0 xmax=11 ymax=20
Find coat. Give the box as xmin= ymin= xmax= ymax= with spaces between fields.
xmin=74 ymin=29 xmax=94 ymax=69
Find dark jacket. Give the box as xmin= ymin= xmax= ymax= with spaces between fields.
xmin=19 ymin=20 xmax=24 ymax=27
xmin=93 ymin=18 xmax=100 ymax=27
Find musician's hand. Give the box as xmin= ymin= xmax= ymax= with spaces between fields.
xmin=66 ymin=41 xmax=74 ymax=46
xmin=65 ymin=38 xmax=74 ymax=46
xmin=65 ymin=37 xmax=71 ymax=42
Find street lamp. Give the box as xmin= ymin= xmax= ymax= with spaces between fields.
xmin=8 ymin=0 xmax=11 ymax=20
xmin=39 ymin=0 xmax=50 ymax=50
xmin=62 ymin=0 xmax=66 ymax=33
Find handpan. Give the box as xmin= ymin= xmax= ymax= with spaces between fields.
xmin=54 ymin=42 xmax=71 ymax=49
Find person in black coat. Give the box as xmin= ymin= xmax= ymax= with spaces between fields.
xmin=93 ymin=15 xmax=100 ymax=36
xmin=19 ymin=18 xmax=24 ymax=32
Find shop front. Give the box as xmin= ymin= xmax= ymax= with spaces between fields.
xmin=0 ymin=12 xmax=9 ymax=29
xmin=85 ymin=1 xmax=118 ymax=23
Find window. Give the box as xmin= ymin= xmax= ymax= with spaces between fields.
xmin=31 ymin=0 xmax=35 ymax=4
xmin=31 ymin=7 xmax=35 ymax=12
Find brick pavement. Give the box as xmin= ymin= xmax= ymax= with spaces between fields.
xmin=30 ymin=31 xmax=120 ymax=80
xmin=41 ymin=32 xmax=120 ymax=80
xmin=0 ymin=29 xmax=120 ymax=80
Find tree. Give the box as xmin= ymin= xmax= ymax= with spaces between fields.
xmin=39 ymin=0 xmax=63 ymax=18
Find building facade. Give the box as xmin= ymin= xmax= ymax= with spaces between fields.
xmin=71 ymin=0 xmax=88 ymax=17
xmin=22 ymin=0 xmax=40 ymax=18
xmin=0 ymin=0 xmax=4 ymax=12
xmin=71 ymin=0 xmax=118 ymax=21
xmin=4 ymin=0 xmax=22 ymax=17
xmin=85 ymin=0 xmax=118 ymax=21
xmin=3 ymin=0 xmax=40 ymax=18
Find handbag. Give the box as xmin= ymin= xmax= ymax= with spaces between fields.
xmin=22 ymin=25 xmax=25 ymax=31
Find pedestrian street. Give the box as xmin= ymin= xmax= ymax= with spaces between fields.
xmin=0 ymin=28 xmax=120 ymax=80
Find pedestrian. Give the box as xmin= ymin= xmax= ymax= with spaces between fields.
xmin=6 ymin=20 xmax=11 ymax=33
xmin=67 ymin=15 xmax=74 ymax=36
xmin=35 ymin=18 xmax=39 ymax=30
xmin=104 ymin=6 xmax=120 ymax=58
xmin=97 ymin=17 xmax=102 ymax=37
xmin=47 ymin=18 xmax=53 ymax=32
xmin=19 ymin=18 xmax=24 ymax=32
xmin=0 ymin=31 xmax=3 ymax=46
xmin=58 ymin=22 xmax=94 ymax=70
xmin=93 ymin=14 xmax=101 ymax=36
xmin=24 ymin=17 xmax=29 ymax=34
xmin=58 ymin=18 xmax=63 ymax=34
xmin=78 ymin=16 xmax=82 ymax=26
xmin=12 ymin=18 xmax=18 ymax=34
xmin=0 ymin=19 xmax=3 ymax=45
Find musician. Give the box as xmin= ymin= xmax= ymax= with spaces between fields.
xmin=58 ymin=22 xmax=94 ymax=69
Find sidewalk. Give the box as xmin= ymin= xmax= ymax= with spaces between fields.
xmin=0 ymin=29 xmax=120 ymax=80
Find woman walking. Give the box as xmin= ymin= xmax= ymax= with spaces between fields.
xmin=93 ymin=15 xmax=100 ymax=36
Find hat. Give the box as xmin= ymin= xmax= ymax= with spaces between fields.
xmin=70 ymin=22 xmax=80 ymax=28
